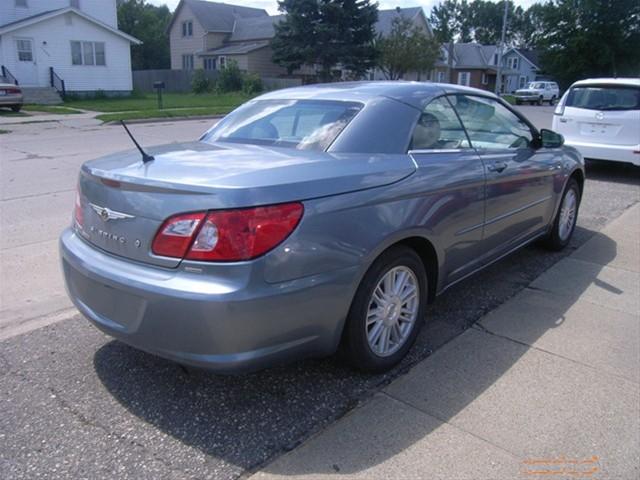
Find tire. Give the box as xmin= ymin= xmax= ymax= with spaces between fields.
xmin=537 ymin=96 xmax=543 ymax=106
xmin=11 ymin=105 xmax=21 ymax=112
xmin=549 ymin=96 xmax=556 ymax=106
xmin=541 ymin=178 xmax=581 ymax=251
xmin=343 ymin=245 xmax=428 ymax=373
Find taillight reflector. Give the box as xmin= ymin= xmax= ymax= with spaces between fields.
xmin=152 ymin=203 xmax=303 ymax=262
xmin=74 ymin=189 xmax=84 ymax=227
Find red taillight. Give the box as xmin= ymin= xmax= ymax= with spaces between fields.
xmin=74 ymin=189 xmax=84 ymax=227
xmin=6 ymin=88 xmax=21 ymax=94
xmin=152 ymin=203 xmax=304 ymax=262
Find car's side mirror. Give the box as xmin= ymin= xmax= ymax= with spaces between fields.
xmin=540 ymin=128 xmax=564 ymax=148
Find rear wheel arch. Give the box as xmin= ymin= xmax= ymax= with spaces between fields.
xmin=355 ymin=235 xmax=439 ymax=304
xmin=569 ymin=169 xmax=585 ymax=199
xmin=395 ymin=236 xmax=439 ymax=303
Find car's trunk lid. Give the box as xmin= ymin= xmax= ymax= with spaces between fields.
xmin=76 ymin=141 xmax=415 ymax=267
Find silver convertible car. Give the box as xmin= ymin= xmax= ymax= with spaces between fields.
xmin=60 ymin=82 xmax=584 ymax=373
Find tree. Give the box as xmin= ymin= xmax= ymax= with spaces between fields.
xmin=377 ymin=17 xmax=440 ymax=80
xmin=533 ymin=0 xmax=640 ymax=88
xmin=272 ymin=0 xmax=378 ymax=81
xmin=430 ymin=0 xmax=527 ymax=45
xmin=117 ymin=0 xmax=171 ymax=70
xmin=430 ymin=0 xmax=463 ymax=43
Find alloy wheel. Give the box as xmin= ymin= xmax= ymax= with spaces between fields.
xmin=366 ymin=266 xmax=419 ymax=357
xmin=558 ymin=189 xmax=577 ymax=241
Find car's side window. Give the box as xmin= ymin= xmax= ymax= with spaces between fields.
xmin=409 ymin=97 xmax=470 ymax=150
xmin=449 ymin=94 xmax=534 ymax=150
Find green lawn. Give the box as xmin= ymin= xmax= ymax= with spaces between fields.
xmin=96 ymin=106 xmax=236 ymax=123
xmin=23 ymin=105 xmax=84 ymax=114
xmin=501 ymin=94 xmax=516 ymax=105
xmin=65 ymin=92 xmax=250 ymax=113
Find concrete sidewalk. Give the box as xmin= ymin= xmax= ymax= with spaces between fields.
xmin=254 ymin=204 xmax=640 ymax=480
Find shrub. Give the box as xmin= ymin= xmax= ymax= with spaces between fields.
xmin=242 ymin=73 xmax=263 ymax=95
xmin=192 ymin=69 xmax=212 ymax=94
xmin=130 ymin=88 xmax=146 ymax=99
xmin=216 ymin=60 xmax=243 ymax=92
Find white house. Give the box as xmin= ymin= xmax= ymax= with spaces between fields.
xmin=0 ymin=0 xmax=140 ymax=97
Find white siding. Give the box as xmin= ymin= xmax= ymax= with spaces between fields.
xmin=1 ymin=13 xmax=133 ymax=91
xmin=502 ymin=51 xmax=538 ymax=93
xmin=0 ymin=0 xmax=118 ymax=28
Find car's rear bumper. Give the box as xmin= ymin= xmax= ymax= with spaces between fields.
xmin=0 ymin=93 xmax=23 ymax=106
xmin=60 ymin=228 xmax=358 ymax=373
xmin=563 ymin=139 xmax=640 ymax=166
xmin=0 ymin=93 xmax=24 ymax=107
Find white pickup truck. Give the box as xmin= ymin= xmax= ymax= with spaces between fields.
xmin=514 ymin=81 xmax=560 ymax=106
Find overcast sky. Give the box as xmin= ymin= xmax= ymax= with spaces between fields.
xmin=147 ymin=0 xmax=541 ymax=16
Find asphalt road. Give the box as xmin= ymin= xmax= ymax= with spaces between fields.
xmin=1 ymin=106 xmax=639 ymax=479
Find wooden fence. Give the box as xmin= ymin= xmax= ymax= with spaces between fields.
xmin=132 ymin=70 xmax=302 ymax=93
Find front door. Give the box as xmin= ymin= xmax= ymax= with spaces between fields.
xmin=408 ymin=96 xmax=487 ymax=286
xmin=14 ymin=37 xmax=38 ymax=85
xmin=448 ymin=94 xmax=558 ymax=262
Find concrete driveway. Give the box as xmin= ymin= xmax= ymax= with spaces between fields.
xmin=1 ymin=109 xmax=638 ymax=479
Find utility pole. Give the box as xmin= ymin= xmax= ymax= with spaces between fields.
xmin=495 ymin=0 xmax=509 ymax=95
xmin=447 ymin=41 xmax=454 ymax=84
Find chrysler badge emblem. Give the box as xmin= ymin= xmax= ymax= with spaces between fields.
xmin=89 ymin=203 xmax=135 ymax=222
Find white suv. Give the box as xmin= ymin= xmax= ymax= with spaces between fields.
xmin=552 ymin=78 xmax=640 ymax=166
xmin=514 ymin=81 xmax=560 ymax=105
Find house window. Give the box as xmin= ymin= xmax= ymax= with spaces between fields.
xmin=182 ymin=54 xmax=194 ymax=70
xmin=95 ymin=43 xmax=105 ymax=65
xmin=437 ymin=71 xmax=445 ymax=83
xmin=182 ymin=21 xmax=193 ymax=37
xmin=219 ymin=56 xmax=226 ymax=68
xmin=481 ymin=73 xmax=488 ymax=85
xmin=493 ymin=53 xmax=498 ymax=65
xmin=83 ymin=42 xmax=95 ymax=65
xmin=507 ymin=57 xmax=519 ymax=70
xmin=16 ymin=39 xmax=33 ymax=62
xmin=204 ymin=58 xmax=216 ymax=70
xmin=70 ymin=0 xmax=80 ymax=8
xmin=15 ymin=0 xmax=28 ymax=7
xmin=71 ymin=41 xmax=106 ymax=66
xmin=457 ymin=71 xmax=470 ymax=86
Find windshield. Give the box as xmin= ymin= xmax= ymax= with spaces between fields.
xmin=528 ymin=82 xmax=544 ymax=89
xmin=565 ymin=85 xmax=640 ymax=111
xmin=202 ymin=99 xmax=362 ymax=151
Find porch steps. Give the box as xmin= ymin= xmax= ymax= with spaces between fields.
xmin=21 ymin=87 xmax=63 ymax=105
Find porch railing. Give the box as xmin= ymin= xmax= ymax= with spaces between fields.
xmin=1 ymin=65 xmax=19 ymax=85
xmin=49 ymin=67 xmax=66 ymax=98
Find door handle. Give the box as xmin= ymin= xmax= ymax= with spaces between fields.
xmin=487 ymin=161 xmax=508 ymax=173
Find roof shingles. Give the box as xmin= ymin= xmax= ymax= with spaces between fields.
xmin=182 ymin=0 xmax=267 ymax=32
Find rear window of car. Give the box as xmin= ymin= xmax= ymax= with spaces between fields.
xmin=565 ymin=85 xmax=640 ymax=111
xmin=201 ymin=99 xmax=362 ymax=151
